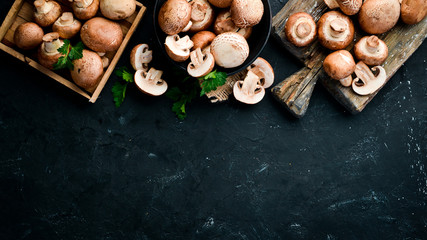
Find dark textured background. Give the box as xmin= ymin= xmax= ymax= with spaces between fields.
xmin=1 ymin=0 xmax=426 ymax=239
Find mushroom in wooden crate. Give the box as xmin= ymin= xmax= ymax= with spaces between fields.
xmin=352 ymin=61 xmax=387 ymax=96
xmin=71 ymin=49 xmax=104 ymax=93
xmin=158 ymin=0 xmax=192 ymax=35
xmin=318 ymin=11 xmax=354 ymax=50
xmin=80 ymin=17 xmax=124 ymax=55
xmin=354 ymin=36 xmax=388 ymax=66
xmin=324 ymin=0 xmax=363 ymax=16
xmin=130 ymin=44 xmax=153 ymax=72
xmin=284 ymin=12 xmax=317 ymax=47
xmin=165 ymin=35 xmax=194 ymax=62
xmin=53 ymin=12 xmax=82 ymax=39
xmin=34 ymin=0 xmax=62 ymax=27
xmin=323 ymin=50 xmax=356 ymax=87
xmin=13 ymin=22 xmax=44 ymax=50
xmin=134 ymin=68 xmax=168 ymax=96
xmin=72 ymin=0 xmax=100 ymax=20
xmin=100 ymin=0 xmax=137 ymax=20
xmin=37 ymin=32 xmax=65 ymax=70
xmin=358 ymin=0 xmax=401 ymax=34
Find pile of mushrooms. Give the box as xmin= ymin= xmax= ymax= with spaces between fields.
xmin=12 ymin=0 xmax=138 ymax=93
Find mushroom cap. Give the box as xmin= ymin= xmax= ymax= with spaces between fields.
xmin=318 ymin=11 xmax=354 ymax=50
xmin=100 ymin=0 xmax=136 ymax=20
xmin=211 ymin=32 xmax=250 ymax=68
xmin=71 ymin=49 xmax=104 ymax=92
xmin=285 ymin=12 xmax=317 ymax=47
xmin=13 ymin=22 xmax=44 ymax=50
xmin=80 ymin=17 xmax=124 ymax=53
xmin=73 ymin=0 xmax=99 ymax=20
xmin=187 ymin=48 xmax=215 ymax=78
xmin=189 ymin=0 xmax=215 ymax=33
xmin=53 ymin=12 xmax=82 ymax=39
xmin=352 ymin=61 xmax=387 ymax=95
xmin=158 ymin=0 xmax=192 ymax=35
xmin=323 ymin=50 xmax=356 ymax=81
xmin=358 ymin=0 xmax=401 ymax=34
xmin=233 ymin=71 xmax=265 ymax=104
xmin=134 ymin=68 xmax=168 ymax=96
xmin=37 ymin=32 xmax=64 ymax=70
xmin=207 ymin=0 xmax=232 ymax=8
xmin=165 ymin=35 xmax=194 ymax=62
xmin=324 ymin=0 xmax=363 ymax=16
xmin=230 ymin=0 xmax=264 ymax=28
xmin=130 ymin=43 xmax=153 ymax=71
xmin=401 ymin=0 xmax=427 ymax=25
xmin=34 ymin=0 xmax=62 ymax=27
xmin=191 ymin=31 xmax=216 ymax=51
xmin=214 ymin=10 xmax=253 ymax=39
xmin=354 ymin=35 xmax=388 ymax=66
xmin=247 ymin=57 xmax=275 ymax=88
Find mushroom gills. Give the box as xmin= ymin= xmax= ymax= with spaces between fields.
xmin=132 ymin=44 xmax=152 ymax=71
xmin=352 ymin=61 xmax=387 ymax=95
xmin=135 ymin=68 xmax=168 ymax=96
xmin=233 ymin=71 xmax=265 ymax=104
xmin=187 ymin=48 xmax=215 ymax=78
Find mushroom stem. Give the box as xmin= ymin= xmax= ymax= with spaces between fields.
xmin=241 ymin=71 xmax=261 ymax=95
xmin=190 ymin=48 xmax=204 ymax=66
xmin=75 ymin=0 xmax=94 ymax=8
xmin=324 ymin=0 xmax=340 ymax=9
xmin=329 ymin=19 xmax=346 ymax=38
xmin=339 ymin=76 xmax=352 ymax=87
xmin=176 ymin=35 xmax=194 ymax=49
xmin=145 ymin=68 xmax=164 ymax=85
xmin=58 ymin=12 xmax=74 ymax=25
xmin=296 ymin=22 xmax=312 ymax=38
xmin=366 ymin=36 xmax=380 ymax=53
xmin=42 ymin=33 xmax=63 ymax=53
xmin=34 ymin=0 xmax=54 ymax=14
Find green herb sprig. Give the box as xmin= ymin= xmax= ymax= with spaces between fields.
xmin=199 ymin=70 xmax=227 ymax=97
xmin=112 ymin=66 xmax=134 ymax=107
xmin=166 ymin=77 xmax=199 ymax=120
xmin=53 ymin=40 xmax=84 ymax=70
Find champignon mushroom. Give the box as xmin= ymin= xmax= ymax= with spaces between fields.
xmin=214 ymin=10 xmax=253 ymax=39
xmin=165 ymin=35 xmax=194 ymax=62
xmin=230 ymin=0 xmax=264 ymax=28
xmin=284 ymin=12 xmax=317 ymax=47
xmin=100 ymin=0 xmax=136 ymax=20
xmin=52 ymin=12 xmax=82 ymax=39
xmin=324 ymin=0 xmax=363 ymax=16
xmin=13 ymin=22 xmax=44 ymax=50
xmin=210 ymin=32 xmax=249 ymax=68
xmin=134 ymin=68 xmax=168 ymax=96
xmin=352 ymin=61 xmax=387 ymax=95
xmin=233 ymin=70 xmax=265 ymax=104
xmin=323 ymin=50 xmax=356 ymax=87
xmin=187 ymin=48 xmax=215 ymax=78
xmin=246 ymin=57 xmax=275 ymax=88
xmin=207 ymin=0 xmax=232 ymax=8
xmin=37 ymin=32 xmax=64 ymax=70
xmin=191 ymin=31 xmax=216 ymax=53
xmin=189 ymin=0 xmax=215 ymax=33
xmin=71 ymin=49 xmax=104 ymax=92
xmin=130 ymin=44 xmax=152 ymax=71
xmin=158 ymin=0 xmax=192 ymax=35
xmin=358 ymin=0 xmax=401 ymax=34
xmin=34 ymin=0 xmax=62 ymax=27
xmin=72 ymin=0 xmax=99 ymax=20
xmin=354 ymin=36 xmax=388 ymax=66
xmin=80 ymin=17 xmax=124 ymax=54
xmin=401 ymin=0 xmax=427 ymax=25
xmin=318 ymin=11 xmax=354 ymax=50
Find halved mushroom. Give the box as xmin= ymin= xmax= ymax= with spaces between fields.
xmin=53 ymin=12 xmax=82 ymax=39
xmin=100 ymin=0 xmax=136 ymax=20
xmin=354 ymin=36 xmax=388 ymax=66
xmin=72 ymin=0 xmax=99 ymax=20
xmin=165 ymin=35 xmax=194 ymax=62
xmin=134 ymin=68 xmax=168 ymax=96
xmin=158 ymin=0 xmax=192 ymax=35
xmin=401 ymin=0 xmax=427 ymax=25
xmin=247 ymin=57 xmax=275 ymax=88
xmin=233 ymin=70 xmax=265 ymax=104
xmin=323 ymin=50 xmax=356 ymax=87
xmin=71 ymin=49 xmax=104 ymax=93
xmin=208 ymin=0 xmax=232 ymax=8
xmin=14 ymin=22 xmax=44 ymax=50
xmin=187 ymin=48 xmax=215 ymax=78
xmin=80 ymin=17 xmax=124 ymax=54
xmin=191 ymin=31 xmax=216 ymax=53
xmin=214 ymin=10 xmax=253 ymax=39
xmin=130 ymin=44 xmax=153 ymax=71
xmin=318 ymin=11 xmax=354 ymax=50
xmin=210 ymin=32 xmax=249 ymax=68
xmin=189 ymin=0 xmax=215 ymax=33
xmin=37 ymin=32 xmax=64 ymax=70
xmin=34 ymin=0 xmax=62 ymax=27
xmin=231 ymin=0 xmax=264 ymax=28
xmin=352 ymin=61 xmax=387 ymax=95
xmin=324 ymin=0 xmax=363 ymax=16
xmin=284 ymin=12 xmax=317 ymax=47
xmin=358 ymin=0 xmax=401 ymax=34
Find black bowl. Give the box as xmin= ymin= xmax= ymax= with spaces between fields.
xmin=153 ymin=0 xmax=272 ymax=76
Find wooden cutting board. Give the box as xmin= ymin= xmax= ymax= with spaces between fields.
xmin=271 ymin=0 xmax=427 ymax=118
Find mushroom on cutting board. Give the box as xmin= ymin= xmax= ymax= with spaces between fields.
xmin=208 ymin=0 xmax=232 ymax=8
xmin=352 ymin=61 xmax=387 ymax=95
xmin=401 ymin=0 xmax=427 ymax=25
xmin=354 ymin=36 xmax=388 ymax=66
xmin=71 ymin=49 xmax=104 ymax=93
xmin=37 ymin=32 xmax=64 ymax=70
xmin=158 ymin=0 xmax=192 ymax=35
xmin=53 ymin=12 xmax=82 ymax=39
xmin=80 ymin=17 xmax=123 ymax=54
xmin=72 ymin=0 xmax=99 ymax=20
xmin=130 ymin=44 xmax=153 ymax=72
xmin=34 ymin=0 xmax=62 ymax=27
xmin=233 ymin=71 xmax=265 ymax=104
xmin=324 ymin=0 xmax=363 ymax=16
xmin=100 ymin=0 xmax=136 ymax=20
xmin=323 ymin=50 xmax=356 ymax=87
xmin=187 ymin=48 xmax=215 ymax=78
xmin=165 ymin=35 xmax=194 ymax=62
xmin=318 ymin=11 xmax=354 ymax=50
xmin=358 ymin=0 xmax=401 ymax=34
xmin=284 ymin=12 xmax=317 ymax=47
xmin=246 ymin=57 xmax=275 ymax=89
xmin=134 ymin=68 xmax=168 ymax=96
xmin=14 ymin=22 xmax=44 ymax=50
xmin=210 ymin=32 xmax=249 ymax=68
xmin=189 ymin=0 xmax=215 ymax=33
xmin=214 ymin=10 xmax=253 ymax=39
xmin=191 ymin=31 xmax=216 ymax=53
xmin=230 ymin=0 xmax=264 ymax=28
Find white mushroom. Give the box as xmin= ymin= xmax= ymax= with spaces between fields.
xmin=130 ymin=44 xmax=153 ymax=71
xmin=352 ymin=61 xmax=387 ymax=95
xmin=233 ymin=70 xmax=265 ymax=104
xmin=187 ymin=48 xmax=215 ymax=78
xmin=134 ymin=68 xmax=168 ymax=96
xmin=210 ymin=32 xmax=249 ymax=68
xmin=165 ymin=35 xmax=194 ymax=62
xmin=246 ymin=57 xmax=275 ymax=88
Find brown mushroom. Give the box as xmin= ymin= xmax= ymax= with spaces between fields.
xmin=324 ymin=0 xmax=363 ymax=16
xmin=214 ymin=10 xmax=253 ymax=39
xmin=158 ymin=0 xmax=192 ymax=35
xmin=284 ymin=12 xmax=317 ymax=47
xmin=191 ymin=31 xmax=216 ymax=52
xmin=71 ymin=49 xmax=104 ymax=93
xmin=358 ymin=0 xmax=401 ymax=34
xmin=100 ymin=0 xmax=136 ymax=20
xmin=318 ymin=11 xmax=354 ymax=50
xmin=37 ymin=32 xmax=64 ymax=70
xmin=210 ymin=32 xmax=250 ymax=68
xmin=165 ymin=35 xmax=194 ymax=62
xmin=233 ymin=70 xmax=265 ymax=104
xmin=187 ymin=48 xmax=215 ymax=78
xmin=130 ymin=44 xmax=153 ymax=71
xmin=354 ymin=36 xmax=388 ymax=66
xmin=401 ymin=0 xmax=427 ymax=25
xmin=72 ymin=0 xmax=99 ymax=20
xmin=52 ymin=12 xmax=82 ymax=39
xmin=230 ymin=0 xmax=264 ymax=28
xmin=323 ymin=50 xmax=356 ymax=87
xmin=34 ymin=0 xmax=62 ymax=27
xmin=13 ymin=22 xmax=44 ymax=50
xmin=352 ymin=61 xmax=387 ymax=95
xmin=189 ymin=0 xmax=215 ymax=33
xmin=134 ymin=68 xmax=168 ymax=96
xmin=207 ymin=0 xmax=232 ymax=8
xmin=247 ymin=57 xmax=275 ymax=88
xmin=80 ymin=17 xmax=124 ymax=54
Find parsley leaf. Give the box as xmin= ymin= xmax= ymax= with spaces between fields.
xmin=199 ymin=70 xmax=227 ymax=96
xmin=115 ymin=66 xmax=134 ymax=83
xmin=53 ymin=40 xmax=84 ymax=70
xmin=166 ymin=79 xmax=199 ymax=120
xmin=68 ymin=41 xmax=84 ymax=60
xmin=112 ymin=66 xmax=134 ymax=107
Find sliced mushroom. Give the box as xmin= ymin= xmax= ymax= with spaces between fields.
xmin=210 ymin=32 xmax=249 ymax=68
xmin=323 ymin=50 xmax=356 ymax=87
xmin=401 ymin=0 xmax=427 ymax=25
xmin=134 ymin=68 xmax=168 ymax=96
xmin=354 ymin=36 xmax=388 ymax=66
xmin=165 ymin=35 xmax=194 ymax=62
xmin=352 ymin=61 xmax=387 ymax=95
xmin=187 ymin=48 xmax=215 ymax=78
xmin=246 ymin=57 xmax=275 ymax=88
xmin=189 ymin=0 xmax=215 ymax=33
xmin=191 ymin=31 xmax=216 ymax=53
xmin=233 ymin=70 xmax=265 ymax=104
xmin=318 ymin=11 xmax=354 ymax=50
xmin=71 ymin=49 xmax=104 ymax=93
xmin=53 ymin=12 xmax=82 ymax=39
xmin=284 ymin=12 xmax=317 ymax=47
xmin=208 ymin=0 xmax=232 ymax=8
xmin=34 ymin=0 xmax=62 ymax=27
xmin=100 ymin=0 xmax=136 ymax=20
xmin=158 ymin=0 xmax=192 ymax=35
xmin=324 ymin=0 xmax=363 ymax=16
xmin=230 ymin=0 xmax=264 ymax=28
xmin=130 ymin=44 xmax=153 ymax=71
xmin=80 ymin=17 xmax=124 ymax=53
xmin=72 ymin=0 xmax=99 ymax=20
xmin=214 ymin=10 xmax=253 ymax=39
xmin=14 ymin=22 xmax=44 ymax=50
xmin=358 ymin=0 xmax=401 ymax=34
xmin=37 ymin=32 xmax=64 ymax=70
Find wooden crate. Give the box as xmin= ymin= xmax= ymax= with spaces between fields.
xmin=0 ymin=0 xmax=146 ymax=103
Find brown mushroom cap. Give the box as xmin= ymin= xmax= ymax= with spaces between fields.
xmin=285 ymin=12 xmax=317 ymax=47
xmin=53 ymin=12 xmax=82 ymax=39
xmin=318 ymin=11 xmax=354 ymax=50
xmin=214 ymin=10 xmax=253 ymax=39
xmin=73 ymin=0 xmax=100 ymax=20
xmin=158 ymin=0 xmax=192 ymax=35
xmin=34 ymin=0 xmax=62 ymax=27
xmin=191 ymin=31 xmax=216 ymax=51
xmin=207 ymin=0 xmax=232 ymax=8
xmin=80 ymin=17 xmax=124 ymax=53
xmin=354 ymin=36 xmax=388 ymax=66
xmin=14 ymin=22 xmax=44 ymax=50
xmin=210 ymin=32 xmax=249 ymax=68
xmin=37 ymin=32 xmax=64 ymax=70
xmin=324 ymin=0 xmax=363 ymax=16
xmin=189 ymin=0 xmax=215 ymax=33
xmin=100 ymin=0 xmax=136 ymax=20
xmin=323 ymin=50 xmax=356 ymax=85
xmin=230 ymin=0 xmax=264 ymax=28
xmin=71 ymin=49 xmax=104 ymax=92
xmin=358 ymin=0 xmax=401 ymax=35
xmin=401 ymin=0 xmax=427 ymax=25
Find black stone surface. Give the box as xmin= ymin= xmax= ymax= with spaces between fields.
xmin=1 ymin=1 xmax=426 ymax=239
